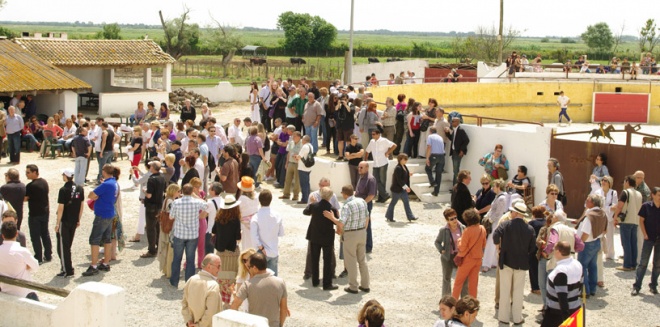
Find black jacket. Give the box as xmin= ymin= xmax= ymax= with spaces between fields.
xmin=180 ymin=105 xmax=196 ymax=123
xmin=493 ymin=218 xmax=536 ymax=270
xmin=446 ymin=125 xmax=469 ymax=156
xmin=451 ymin=182 xmax=474 ymax=225
xmin=303 ymin=200 xmax=338 ymax=247
xmin=390 ymin=164 xmax=410 ymax=193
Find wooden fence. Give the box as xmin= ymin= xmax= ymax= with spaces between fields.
xmin=172 ymin=59 xmax=344 ymax=81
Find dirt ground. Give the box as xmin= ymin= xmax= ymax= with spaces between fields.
xmin=8 ymin=102 xmax=659 ymax=327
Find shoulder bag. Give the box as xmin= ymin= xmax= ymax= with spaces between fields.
xmin=616 ymin=190 xmax=629 ymax=223
xmin=159 ymin=199 xmax=174 ymax=234
xmin=453 ymin=228 xmax=484 ymax=267
xmin=301 ymin=144 xmax=316 ymax=168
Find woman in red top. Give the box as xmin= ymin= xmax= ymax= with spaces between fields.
xmin=405 ymin=102 xmax=422 ymax=158
xmin=43 ymin=117 xmax=64 ymax=139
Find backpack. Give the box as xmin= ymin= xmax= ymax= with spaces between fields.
xmin=448 ymin=111 xmax=463 ymax=124
xmin=301 ymin=144 xmax=315 ymax=168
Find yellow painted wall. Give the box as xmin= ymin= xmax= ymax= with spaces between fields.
xmin=369 ymin=82 xmax=660 ymax=124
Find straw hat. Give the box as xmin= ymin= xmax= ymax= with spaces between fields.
xmin=509 ymin=199 xmax=528 ymax=216
xmin=221 ymin=195 xmax=241 ymax=210
xmin=237 ymin=176 xmax=255 ymax=192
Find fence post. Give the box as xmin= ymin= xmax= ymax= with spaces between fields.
xmin=185 ymin=59 xmax=188 ymax=76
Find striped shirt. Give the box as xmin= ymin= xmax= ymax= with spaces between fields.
xmin=170 ymin=196 xmax=208 ymax=240
xmin=546 ymin=257 xmax=583 ymax=312
xmin=339 ymin=196 xmax=369 ymax=231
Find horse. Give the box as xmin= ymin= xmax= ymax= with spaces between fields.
xmin=589 ymin=124 xmax=615 ymax=143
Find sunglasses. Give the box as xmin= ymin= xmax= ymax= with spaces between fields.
xmin=481 ymin=182 xmax=490 ymax=185
xmin=549 ymin=192 xmax=558 ymax=195
xmin=447 ymin=217 xmax=457 ymax=221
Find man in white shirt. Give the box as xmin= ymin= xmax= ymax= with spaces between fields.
xmin=347 ymin=85 xmax=357 ymax=100
xmin=365 ymin=129 xmax=396 ymax=203
xmin=204 ymin=183 xmax=224 ymax=255
xmin=295 ymin=135 xmax=314 ymax=205
xmin=251 ymin=190 xmax=284 ymax=276
xmin=228 ymin=118 xmax=244 ymax=146
xmin=0 ymin=221 xmax=40 ymax=301
xmin=556 ymin=91 xmax=572 ymax=125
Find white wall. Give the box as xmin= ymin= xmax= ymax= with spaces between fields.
xmin=308 ymin=157 xmax=397 ymax=195
xmin=349 ymin=59 xmax=428 ymax=85
xmin=458 ymin=125 xmax=552 ymax=204
xmin=32 ymin=90 xmax=79 ymax=118
xmin=65 ymin=68 xmax=106 ymax=93
xmin=98 ymin=91 xmax=169 ymax=116
xmin=0 ymin=282 xmax=125 ymax=327
xmin=214 ymin=310 xmax=269 ymax=327
xmin=187 ymin=82 xmax=252 ymax=103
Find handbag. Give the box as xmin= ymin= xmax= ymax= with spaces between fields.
xmin=396 ymin=109 xmax=405 ymax=122
xmin=497 ymin=167 xmax=508 ymax=180
xmin=617 ymin=190 xmax=629 ymax=223
xmin=86 ymin=199 xmax=95 ymax=210
xmin=159 ymin=200 xmax=174 ymax=233
xmin=301 ymin=144 xmax=315 ymax=168
xmin=453 ymin=229 xmax=484 ymax=267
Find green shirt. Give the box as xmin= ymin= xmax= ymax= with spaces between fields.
xmin=288 ymin=96 xmax=307 ymax=116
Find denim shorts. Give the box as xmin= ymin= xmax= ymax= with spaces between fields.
xmin=89 ymin=215 xmax=113 ymax=245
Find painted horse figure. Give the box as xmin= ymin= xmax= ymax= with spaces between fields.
xmin=589 ymin=124 xmax=616 ymax=143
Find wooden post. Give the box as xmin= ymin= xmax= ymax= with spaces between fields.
xmin=0 ymin=275 xmax=70 ymax=297
xmin=185 ymin=58 xmax=188 ymax=76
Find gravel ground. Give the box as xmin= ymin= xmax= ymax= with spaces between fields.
xmin=11 ymin=102 xmax=659 ymax=327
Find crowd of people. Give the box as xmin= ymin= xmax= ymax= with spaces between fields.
xmin=0 ymin=80 xmax=658 ymax=327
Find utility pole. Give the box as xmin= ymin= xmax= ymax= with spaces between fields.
xmin=497 ymin=0 xmax=504 ymax=64
xmin=346 ymin=0 xmax=355 ymax=85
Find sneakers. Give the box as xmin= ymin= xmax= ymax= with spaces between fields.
xmin=650 ymin=284 xmax=659 ymax=295
xmin=56 ymin=271 xmax=75 ymax=278
xmin=82 ymin=265 xmax=99 ymax=276
xmin=568 ymin=120 xmax=573 ymax=126
xmin=98 ymin=263 xmax=111 ymax=271
xmin=338 ymin=269 xmax=348 ymax=278
xmin=631 ymin=288 xmax=640 ymax=296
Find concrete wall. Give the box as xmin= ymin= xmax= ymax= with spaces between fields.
xmin=349 ymin=59 xmax=428 ymax=85
xmin=65 ymin=68 xmax=106 ymax=93
xmin=0 ymin=282 xmax=125 ymax=327
xmin=368 ymin=81 xmax=660 ymax=124
xmin=98 ymin=90 xmax=169 ymax=116
xmin=307 ymin=124 xmax=550 ymax=204
xmin=33 ymin=90 xmax=78 ymax=118
xmin=214 ymin=310 xmax=269 ymax=327
xmin=187 ymin=82 xmax=252 ymax=103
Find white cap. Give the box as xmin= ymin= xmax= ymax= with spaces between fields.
xmin=62 ymin=169 xmax=74 ymax=178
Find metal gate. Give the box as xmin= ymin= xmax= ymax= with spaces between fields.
xmin=550 ymin=124 xmax=660 ymax=218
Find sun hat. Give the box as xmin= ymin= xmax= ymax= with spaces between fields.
xmin=509 ymin=199 xmax=528 ymax=215
xmin=237 ymin=176 xmax=255 ymax=192
xmin=62 ymin=168 xmax=74 ymax=178
xmin=221 ymin=195 xmax=241 ymax=209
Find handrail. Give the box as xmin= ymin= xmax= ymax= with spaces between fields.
xmin=460 ymin=114 xmax=544 ymax=127
xmin=0 ymin=275 xmax=70 ymax=297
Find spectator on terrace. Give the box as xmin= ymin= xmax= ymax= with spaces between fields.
xmin=563 ymin=60 xmax=573 ymax=73
xmin=130 ymin=101 xmax=147 ymax=126
xmin=387 ymin=73 xmax=395 ymax=85
xmin=533 ymin=53 xmax=543 ymax=72
xmin=444 ymin=69 xmax=463 ymax=82
xmin=159 ymin=102 xmax=170 ymax=121
xmin=59 ymin=118 xmax=77 ymax=151
xmin=144 ymin=101 xmax=157 ymax=122
xmin=610 ymin=57 xmax=620 ymax=73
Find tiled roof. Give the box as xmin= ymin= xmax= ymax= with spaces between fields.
xmin=0 ymin=39 xmax=91 ymax=93
xmin=16 ymin=39 xmax=176 ymax=67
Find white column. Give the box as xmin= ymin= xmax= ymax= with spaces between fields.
xmin=61 ymin=90 xmax=78 ymax=119
xmin=214 ymin=310 xmax=269 ymax=327
xmin=53 ymin=282 xmax=125 ymax=327
xmin=162 ymin=64 xmax=172 ymax=92
xmin=143 ymin=67 xmax=152 ymax=89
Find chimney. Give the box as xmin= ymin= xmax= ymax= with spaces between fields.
xmin=34 ymin=32 xmax=42 ymax=38
xmin=47 ymin=32 xmax=54 ymax=38
xmin=61 ymin=32 xmax=68 ymax=40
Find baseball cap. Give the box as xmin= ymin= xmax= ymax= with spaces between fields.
xmin=62 ymin=169 xmax=74 ymax=178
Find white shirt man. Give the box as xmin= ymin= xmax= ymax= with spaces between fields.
xmin=205 ymin=183 xmax=224 ymax=236
xmin=228 ymin=119 xmax=244 ymax=146
xmin=0 ymin=221 xmax=40 ymax=299
xmin=251 ymin=190 xmax=285 ymax=276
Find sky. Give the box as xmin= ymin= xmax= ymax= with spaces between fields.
xmin=0 ymin=0 xmax=655 ymax=37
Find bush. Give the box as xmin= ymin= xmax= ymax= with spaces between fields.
xmin=541 ymin=37 xmax=549 ymax=43
xmin=560 ymin=37 xmax=576 ymax=44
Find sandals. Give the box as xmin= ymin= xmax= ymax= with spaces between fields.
xmin=128 ymin=238 xmax=141 ymax=242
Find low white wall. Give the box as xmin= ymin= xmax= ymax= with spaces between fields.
xmin=214 ymin=310 xmax=269 ymax=327
xmin=0 ymin=282 xmax=125 ymax=327
xmin=459 ymin=125 xmax=552 ymax=204
xmin=187 ymin=82 xmax=252 ymax=103
xmin=98 ymin=91 xmax=169 ymax=116
xmin=308 ymin=157 xmax=397 ymax=195
xmin=350 ymin=59 xmax=428 ymax=85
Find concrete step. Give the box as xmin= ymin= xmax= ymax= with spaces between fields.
xmin=410 ymin=173 xmax=452 ymax=186
xmin=417 ymin=192 xmax=452 ymax=203
xmin=411 ymin=182 xmax=452 ymax=193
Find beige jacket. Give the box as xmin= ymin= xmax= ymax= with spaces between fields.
xmin=181 ymin=270 xmax=222 ymax=327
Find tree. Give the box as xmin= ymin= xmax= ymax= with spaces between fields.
xmin=638 ymin=19 xmax=660 ymax=53
xmin=612 ymin=23 xmax=625 ymax=53
xmin=159 ymin=7 xmax=200 ymax=60
xmin=581 ymin=22 xmax=614 ymax=52
xmin=452 ymin=25 xmax=520 ymax=63
xmin=96 ymin=23 xmax=122 ymax=40
xmin=207 ymin=17 xmax=244 ymax=76
xmin=277 ymin=11 xmax=337 ymax=53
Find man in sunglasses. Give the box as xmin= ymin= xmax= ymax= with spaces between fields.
xmin=181 ymin=254 xmax=222 ymax=327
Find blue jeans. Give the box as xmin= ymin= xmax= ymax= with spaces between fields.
xmin=249 ymin=154 xmax=262 ymax=187
xmin=538 ymin=257 xmax=548 ymax=306
xmin=451 ymin=154 xmax=462 ymax=186
xmin=267 ymin=256 xmax=279 ymax=276
xmin=7 ymin=131 xmax=21 ymax=162
xmin=298 ymin=170 xmax=310 ymax=203
xmin=170 ymin=237 xmax=198 ymax=287
xmin=74 ymin=157 xmax=88 ymax=185
xmin=372 ymin=165 xmax=389 ymax=202
xmin=304 ymin=125 xmax=319 ymax=153
xmin=425 ymin=154 xmax=446 ymax=193
xmin=558 ymin=108 xmax=571 ymax=122
xmin=204 ymin=233 xmax=214 ymax=255
xmin=578 ymin=238 xmax=601 ymax=295
xmin=620 ymin=223 xmax=638 ymax=269
xmin=97 ymin=150 xmax=114 ymax=182
xmin=275 ymin=152 xmax=287 ymax=185
xmin=633 ymin=239 xmax=660 ymax=290
xmin=385 ymin=191 xmax=415 ymax=220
